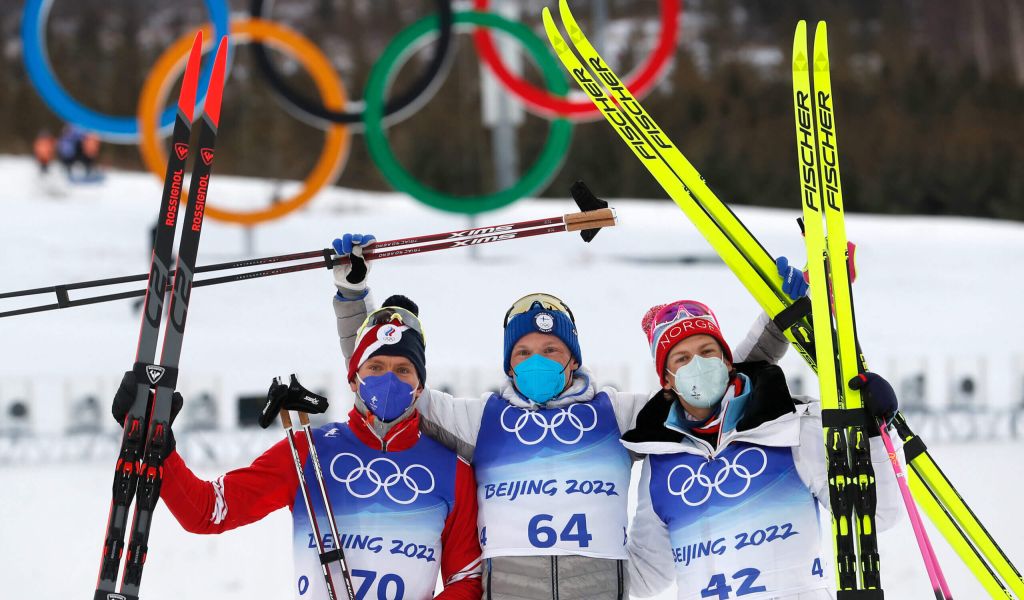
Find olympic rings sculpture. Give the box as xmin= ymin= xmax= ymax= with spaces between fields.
xmin=471 ymin=0 xmax=679 ymax=119
xmin=665 ymin=447 xmax=768 ymax=507
xmin=249 ymin=0 xmax=455 ymax=130
xmin=500 ymin=403 xmax=598 ymax=446
xmin=22 ymin=0 xmax=232 ymax=143
xmin=329 ymin=452 xmax=436 ymax=505
xmin=21 ymin=2 xmax=680 ymax=218
xmin=138 ymin=19 xmax=352 ymax=226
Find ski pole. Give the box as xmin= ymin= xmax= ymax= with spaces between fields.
xmin=0 ymin=208 xmax=616 ymax=319
xmin=295 ymin=408 xmax=357 ymax=600
xmin=279 ymin=406 xmax=347 ymax=600
xmin=878 ymin=422 xmax=953 ymax=600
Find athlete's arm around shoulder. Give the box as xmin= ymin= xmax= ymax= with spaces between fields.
xmin=161 ymin=435 xmax=308 ymax=534
xmin=791 ymin=398 xmax=905 ymax=532
xmin=417 ymin=388 xmax=487 ymax=461
xmin=608 ymin=387 xmax=654 ymax=434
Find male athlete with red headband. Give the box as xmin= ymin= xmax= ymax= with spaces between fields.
xmin=109 ymin=296 xmax=482 ymax=600
xmin=622 ymin=299 xmax=903 ymax=599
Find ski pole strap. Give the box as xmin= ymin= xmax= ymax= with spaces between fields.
xmin=132 ymin=362 xmax=179 ymax=389
xmin=322 ymin=248 xmax=335 ymax=269
xmin=771 ymin=295 xmax=812 ymax=331
xmin=821 ymin=407 xmax=874 ymax=429
xmin=898 ymin=432 xmax=927 ymax=462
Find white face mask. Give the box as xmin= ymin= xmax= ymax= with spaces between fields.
xmin=670 ymin=355 xmax=730 ymax=409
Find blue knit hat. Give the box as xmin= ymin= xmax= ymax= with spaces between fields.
xmin=503 ymin=294 xmax=582 ymax=374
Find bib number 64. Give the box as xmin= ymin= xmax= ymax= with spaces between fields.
xmin=528 ymin=513 xmax=592 ymax=548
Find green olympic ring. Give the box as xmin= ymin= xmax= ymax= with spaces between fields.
xmin=364 ymin=10 xmax=573 ymax=215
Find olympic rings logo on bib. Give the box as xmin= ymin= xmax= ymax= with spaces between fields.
xmin=499 ymin=403 xmax=598 ymax=446
xmin=665 ymin=447 xmax=768 ymax=507
xmin=329 ymin=453 xmax=436 ymax=505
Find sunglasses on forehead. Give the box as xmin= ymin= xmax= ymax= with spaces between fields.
xmin=503 ymin=293 xmax=576 ymax=327
xmin=653 ymin=300 xmax=715 ymax=326
xmin=359 ymin=306 xmax=425 ymax=343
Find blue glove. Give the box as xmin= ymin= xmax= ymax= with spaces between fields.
xmin=331 ymin=233 xmax=376 ymax=291
xmin=849 ymin=372 xmax=899 ymax=422
xmin=333 ymin=233 xmax=376 ymax=256
xmin=776 ymin=256 xmax=809 ymax=300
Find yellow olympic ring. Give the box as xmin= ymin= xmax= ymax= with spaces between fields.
xmin=138 ymin=19 xmax=351 ymax=225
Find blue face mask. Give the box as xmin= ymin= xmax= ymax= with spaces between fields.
xmin=512 ymin=354 xmax=570 ymax=404
xmin=670 ymin=355 xmax=730 ymax=408
xmin=358 ymin=372 xmax=416 ymax=422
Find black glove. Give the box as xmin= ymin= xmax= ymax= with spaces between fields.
xmin=259 ymin=374 xmax=330 ymax=429
xmin=849 ymin=372 xmax=898 ymax=423
xmin=111 ymin=370 xmax=183 ymax=455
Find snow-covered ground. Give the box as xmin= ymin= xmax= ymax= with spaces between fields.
xmin=1 ymin=156 xmax=1022 ymax=598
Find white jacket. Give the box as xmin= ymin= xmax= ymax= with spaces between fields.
xmin=622 ymin=384 xmax=904 ymax=599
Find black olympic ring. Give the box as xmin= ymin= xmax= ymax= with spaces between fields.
xmin=249 ymin=0 xmax=454 ymax=129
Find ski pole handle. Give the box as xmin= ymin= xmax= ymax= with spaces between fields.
xmin=279 ymin=409 xmax=294 ymax=430
xmin=564 ymin=208 xmax=617 ymax=232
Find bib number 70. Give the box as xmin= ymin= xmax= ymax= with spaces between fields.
xmin=528 ymin=513 xmax=592 ymax=548
xmin=700 ymin=568 xmax=767 ymax=599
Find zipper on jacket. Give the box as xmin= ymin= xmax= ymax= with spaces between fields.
xmin=616 ymin=559 xmax=624 ymax=599
xmin=486 ymin=558 xmax=492 ymax=600
xmin=550 ymin=556 xmax=559 ymax=600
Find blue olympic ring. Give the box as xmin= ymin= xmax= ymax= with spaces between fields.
xmin=21 ymin=0 xmax=231 ymax=143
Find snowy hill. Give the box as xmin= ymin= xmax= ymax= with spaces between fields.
xmin=1 ymin=156 xmax=1022 ymax=598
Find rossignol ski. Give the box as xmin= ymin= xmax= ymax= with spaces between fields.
xmin=94 ymin=33 xmax=230 ymax=600
xmin=793 ymin=21 xmax=881 ymax=596
xmin=93 ymin=31 xmax=204 ymax=600
xmin=541 ymin=2 xmax=1023 ymax=598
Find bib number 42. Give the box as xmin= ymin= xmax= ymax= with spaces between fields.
xmin=528 ymin=513 xmax=592 ymax=548
xmin=701 ymin=568 xmax=766 ymax=599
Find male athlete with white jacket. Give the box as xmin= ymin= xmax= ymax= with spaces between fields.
xmin=622 ymin=299 xmax=903 ymax=600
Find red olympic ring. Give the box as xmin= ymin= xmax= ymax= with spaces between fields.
xmin=472 ymin=0 xmax=680 ymax=119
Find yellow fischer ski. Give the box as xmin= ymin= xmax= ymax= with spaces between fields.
xmin=542 ymin=2 xmax=1022 ymax=597
xmin=792 ymin=20 xmax=860 ymax=593
xmin=542 ymin=0 xmax=817 ymax=370
xmin=800 ymin=21 xmax=882 ymax=593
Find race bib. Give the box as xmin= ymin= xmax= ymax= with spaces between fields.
xmin=473 ymin=393 xmax=631 ymax=559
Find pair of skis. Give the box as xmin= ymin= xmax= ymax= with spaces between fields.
xmin=93 ymin=31 xmax=228 ymax=600
xmin=792 ymin=21 xmax=891 ymax=597
xmin=542 ymin=2 xmax=1022 ymax=599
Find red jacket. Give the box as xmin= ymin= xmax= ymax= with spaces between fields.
xmin=161 ymin=409 xmax=482 ymax=599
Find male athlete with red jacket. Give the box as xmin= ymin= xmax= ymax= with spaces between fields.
xmin=111 ymin=295 xmax=482 ymax=600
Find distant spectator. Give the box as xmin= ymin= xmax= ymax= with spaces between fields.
xmin=81 ymin=132 xmax=101 ymax=176
xmin=32 ymin=130 xmax=56 ymax=174
xmin=57 ymin=125 xmax=83 ymax=176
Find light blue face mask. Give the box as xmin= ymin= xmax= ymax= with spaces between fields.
xmin=671 ymin=355 xmax=730 ymax=409
xmin=512 ymin=354 xmax=570 ymax=404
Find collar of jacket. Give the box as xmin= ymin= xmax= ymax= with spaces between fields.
xmin=346 ymin=407 xmax=420 ymax=452
xmin=498 ymin=365 xmax=598 ymax=409
xmin=620 ymin=361 xmax=802 ymax=457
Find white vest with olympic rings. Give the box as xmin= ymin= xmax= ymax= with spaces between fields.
xmin=647 ymin=442 xmax=827 ymax=600
xmin=291 ymin=423 xmax=457 ymax=600
xmin=473 ymin=392 xmax=631 ymax=559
